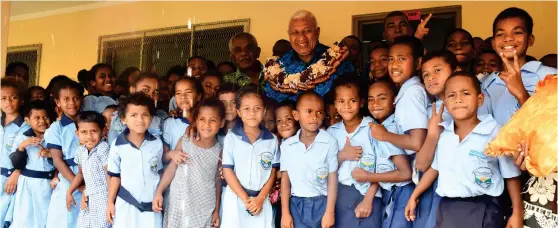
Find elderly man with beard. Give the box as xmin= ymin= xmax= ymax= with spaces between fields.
xmin=263 ymin=10 xmax=354 ymax=102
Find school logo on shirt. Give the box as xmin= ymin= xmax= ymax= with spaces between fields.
xmin=376 ymin=164 xmax=395 ymax=174
xmin=149 ymin=156 xmax=159 ymax=174
xmin=259 ymin=152 xmax=273 ymax=170
xmin=313 ymin=167 xmax=328 ymax=189
xmin=473 ymin=167 xmax=493 ymax=189
xmin=469 ymin=150 xmax=487 ymax=159
xmin=5 ymin=135 xmax=15 ymax=152
xmin=359 ymin=155 xmax=376 ymax=173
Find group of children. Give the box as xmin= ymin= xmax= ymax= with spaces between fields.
xmin=0 ymin=6 xmax=556 ymax=228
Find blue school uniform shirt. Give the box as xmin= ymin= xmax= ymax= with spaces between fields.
xmin=162 ymin=116 xmax=190 ymax=150
xmin=374 ymin=114 xmax=412 ymax=190
xmin=431 ymin=115 xmax=521 ymax=198
xmin=107 ymin=129 xmax=163 ymax=203
xmin=280 ymin=129 xmax=338 ymax=197
xmin=44 ymin=114 xmax=81 ymax=178
xmin=222 ymin=121 xmax=279 ymax=192
xmin=480 ymin=61 xmax=557 ymax=125
xmin=10 ymin=128 xmax=54 ymax=173
xmin=82 ymin=94 xmax=117 ymax=114
xmin=168 ymin=96 xmax=178 ymax=112
xmin=107 ymin=110 xmax=166 ymax=144
xmin=1 ymin=114 xmax=29 ymax=173
xmin=75 ymin=141 xmax=110 ymax=197
xmin=394 ymin=76 xmax=428 ymax=155
xmin=427 ymin=99 xmax=453 ymax=122
xmin=327 ymin=116 xmax=381 ymax=197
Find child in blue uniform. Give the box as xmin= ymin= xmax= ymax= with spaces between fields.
xmin=221 ymin=84 xmax=279 ymax=228
xmin=83 ymin=63 xmax=117 ymax=113
xmin=44 ymin=79 xmax=84 ymax=228
xmin=217 ymin=83 xmax=239 ymax=144
xmin=352 ymin=80 xmax=414 ymax=228
xmin=163 ymin=78 xmax=202 ymax=162
xmin=108 ymin=72 xmax=167 ymax=144
xmin=66 ymin=111 xmax=111 ymax=228
xmin=404 ymin=72 xmax=523 ymax=228
xmin=280 ymin=91 xmax=338 ymax=228
xmin=327 ymin=75 xmax=382 ymax=227
xmin=9 ymin=101 xmax=53 ymax=228
xmin=154 ymin=98 xmax=225 ymax=227
xmin=0 ymin=77 xmax=29 ymax=227
xmin=107 ymin=93 xmax=163 ymax=228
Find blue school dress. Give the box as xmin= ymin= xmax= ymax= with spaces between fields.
xmin=107 ymin=129 xmax=163 ymax=228
xmin=280 ymin=129 xmax=338 ymax=228
xmin=9 ymin=128 xmax=54 ymax=228
xmin=0 ymin=114 xmax=29 ymax=227
xmin=75 ymin=141 xmax=111 ymax=228
xmin=431 ymin=115 xmax=520 ymax=228
xmin=220 ymin=122 xmax=279 ymax=228
xmin=327 ymin=117 xmax=383 ymax=228
xmin=44 ymin=114 xmax=82 ymax=228
xmin=374 ymin=114 xmax=414 ymax=228
xmin=162 ymin=116 xmax=190 ymax=150
xmin=82 ymin=94 xmax=116 ymax=114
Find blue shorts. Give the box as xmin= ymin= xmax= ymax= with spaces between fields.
xmin=436 ymin=195 xmax=503 ymax=228
xmin=414 ymin=179 xmax=440 ymax=228
xmin=290 ymin=195 xmax=326 ymax=228
xmin=381 ymin=184 xmax=414 ymax=228
xmin=335 ymin=184 xmax=382 ymax=228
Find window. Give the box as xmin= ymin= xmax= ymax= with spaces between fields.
xmin=98 ymin=19 xmax=249 ymax=76
xmin=352 ymin=6 xmax=462 ymax=64
xmin=6 ymin=44 xmax=42 ymax=86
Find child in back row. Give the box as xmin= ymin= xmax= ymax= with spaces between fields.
xmin=405 ymin=72 xmax=523 ymax=228
xmin=44 ymin=79 xmax=84 ymax=228
xmin=9 ymin=101 xmax=53 ymax=228
xmin=327 ymin=75 xmax=382 ymax=227
xmin=106 ymin=93 xmax=163 ymax=228
xmin=221 ymin=84 xmax=279 ymax=228
xmin=83 ymin=63 xmax=117 ymax=113
xmin=66 ymin=111 xmax=111 ymax=228
xmin=0 ymin=77 xmax=30 ymax=227
xmin=280 ymin=91 xmax=338 ymax=228
xmin=108 ymin=72 xmax=167 ymax=144
xmin=154 ymin=98 xmax=225 ymax=228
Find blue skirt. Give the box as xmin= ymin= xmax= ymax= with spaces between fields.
xmin=436 ymin=195 xmax=503 ymax=228
xmin=381 ymin=184 xmax=415 ymax=228
xmin=414 ymin=179 xmax=441 ymax=228
xmin=335 ymin=184 xmax=382 ymax=228
xmin=290 ymin=195 xmax=327 ymax=228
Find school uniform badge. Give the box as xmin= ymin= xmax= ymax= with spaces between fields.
xmin=376 ymin=163 xmax=394 ymax=174
xmin=5 ymin=135 xmax=15 ymax=152
xmin=313 ymin=167 xmax=328 ymax=189
xmin=149 ymin=156 xmax=159 ymax=173
xmin=259 ymin=152 xmax=273 ymax=170
xmin=473 ymin=167 xmax=493 ymax=189
xmin=359 ymin=154 xmax=376 ymax=172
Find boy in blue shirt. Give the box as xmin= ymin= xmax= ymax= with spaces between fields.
xmin=44 ymin=79 xmax=84 ymax=228
xmin=405 ymin=72 xmax=523 ymax=228
xmin=0 ymin=77 xmax=30 ymax=227
xmin=280 ymin=91 xmax=338 ymax=228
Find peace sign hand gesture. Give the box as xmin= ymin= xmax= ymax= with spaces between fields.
xmin=427 ymin=102 xmax=444 ymax=137
xmin=499 ymin=50 xmax=530 ymax=104
xmin=414 ymin=13 xmax=432 ymax=40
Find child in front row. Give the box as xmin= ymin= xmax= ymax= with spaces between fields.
xmin=327 ymin=75 xmax=382 ymax=227
xmin=108 ymin=72 xmax=167 ymax=144
xmin=404 ymin=72 xmax=523 ymax=228
xmin=0 ymin=77 xmax=29 ymax=227
xmin=106 ymin=93 xmax=163 ymax=228
xmin=154 ymin=98 xmax=225 ymax=228
xmin=280 ymin=91 xmax=338 ymax=228
xmin=44 ymin=79 xmax=84 ymax=228
xmin=221 ymin=84 xmax=279 ymax=228
xmin=9 ymin=101 xmax=53 ymax=228
xmin=66 ymin=111 xmax=111 ymax=228
xmin=351 ymin=80 xmax=414 ymax=228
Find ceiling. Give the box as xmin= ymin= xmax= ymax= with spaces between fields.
xmin=10 ymin=1 xmax=100 ymax=17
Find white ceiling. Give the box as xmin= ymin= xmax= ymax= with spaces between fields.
xmin=10 ymin=1 xmax=100 ymax=17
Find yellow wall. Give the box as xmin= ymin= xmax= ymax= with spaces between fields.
xmin=8 ymin=1 xmax=558 ymax=87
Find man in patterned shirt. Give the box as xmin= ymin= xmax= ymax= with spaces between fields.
xmin=223 ymin=32 xmax=266 ymax=90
